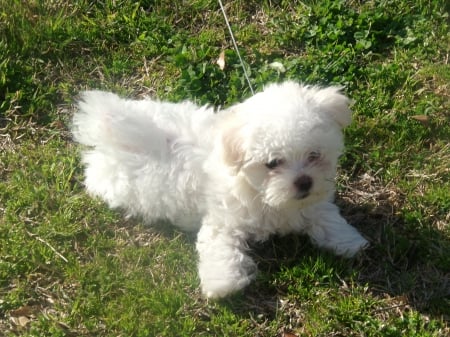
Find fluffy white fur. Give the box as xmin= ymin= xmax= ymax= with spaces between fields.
xmin=72 ymin=81 xmax=368 ymax=298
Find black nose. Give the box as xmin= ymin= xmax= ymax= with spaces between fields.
xmin=294 ymin=175 xmax=313 ymax=192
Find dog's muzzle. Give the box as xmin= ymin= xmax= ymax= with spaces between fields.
xmin=294 ymin=175 xmax=313 ymax=199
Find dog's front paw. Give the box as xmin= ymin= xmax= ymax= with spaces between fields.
xmin=196 ymin=225 xmax=257 ymax=298
xmin=303 ymin=202 xmax=369 ymax=258
xmin=309 ymin=222 xmax=369 ymax=258
xmin=199 ymin=260 xmax=257 ymax=299
xmin=332 ymin=232 xmax=369 ymax=258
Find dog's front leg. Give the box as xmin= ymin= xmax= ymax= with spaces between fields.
xmin=196 ymin=220 xmax=257 ymax=298
xmin=302 ymin=202 xmax=368 ymax=257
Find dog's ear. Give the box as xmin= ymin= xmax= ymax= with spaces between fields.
xmin=220 ymin=112 xmax=246 ymax=172
xmin=317 ymin=87 xmax=352 ymax=128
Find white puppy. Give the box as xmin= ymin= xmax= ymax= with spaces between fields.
xmin=72 ymin=81 xmax=368 ymax=298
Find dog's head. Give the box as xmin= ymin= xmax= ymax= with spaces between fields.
xmin=220 ymin=81 xmax=351 ymax=209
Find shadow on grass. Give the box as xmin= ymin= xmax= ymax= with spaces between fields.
xmin=342 ymin=201 xmax=450 ymax=318
xmin=107 ymin=171 xmax=448 ymax=326
xmin=215 ymin=189 xmax=449 ymax=324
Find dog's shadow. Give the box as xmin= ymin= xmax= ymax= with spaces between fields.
xmin=116 ymin=187 xmax=448 ymax=323
xmin=217 ymin=192 xmax=449 ymax=323
xmin=336 ymin=182 xmax=450 ymax=319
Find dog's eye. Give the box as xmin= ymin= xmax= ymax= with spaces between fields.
xmin=307 ymin=151 xmax=321 ymax=162
xmin=265 ymin=159 xmax=284 ymax=170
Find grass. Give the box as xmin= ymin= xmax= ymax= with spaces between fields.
xmin=1 ymin=0 xmax=449 ymax=336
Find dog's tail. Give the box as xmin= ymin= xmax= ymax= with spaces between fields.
xmin=72 ymin=90 xmax=170 ymax=159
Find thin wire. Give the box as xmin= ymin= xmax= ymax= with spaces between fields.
xmin=218 ymin=0 xmax=255 ymax=95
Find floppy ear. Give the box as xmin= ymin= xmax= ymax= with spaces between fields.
xmin=220 ymin=113 xmax=246 ymax=172
xmin=317 ymin=87 xmax=352 ymax=128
